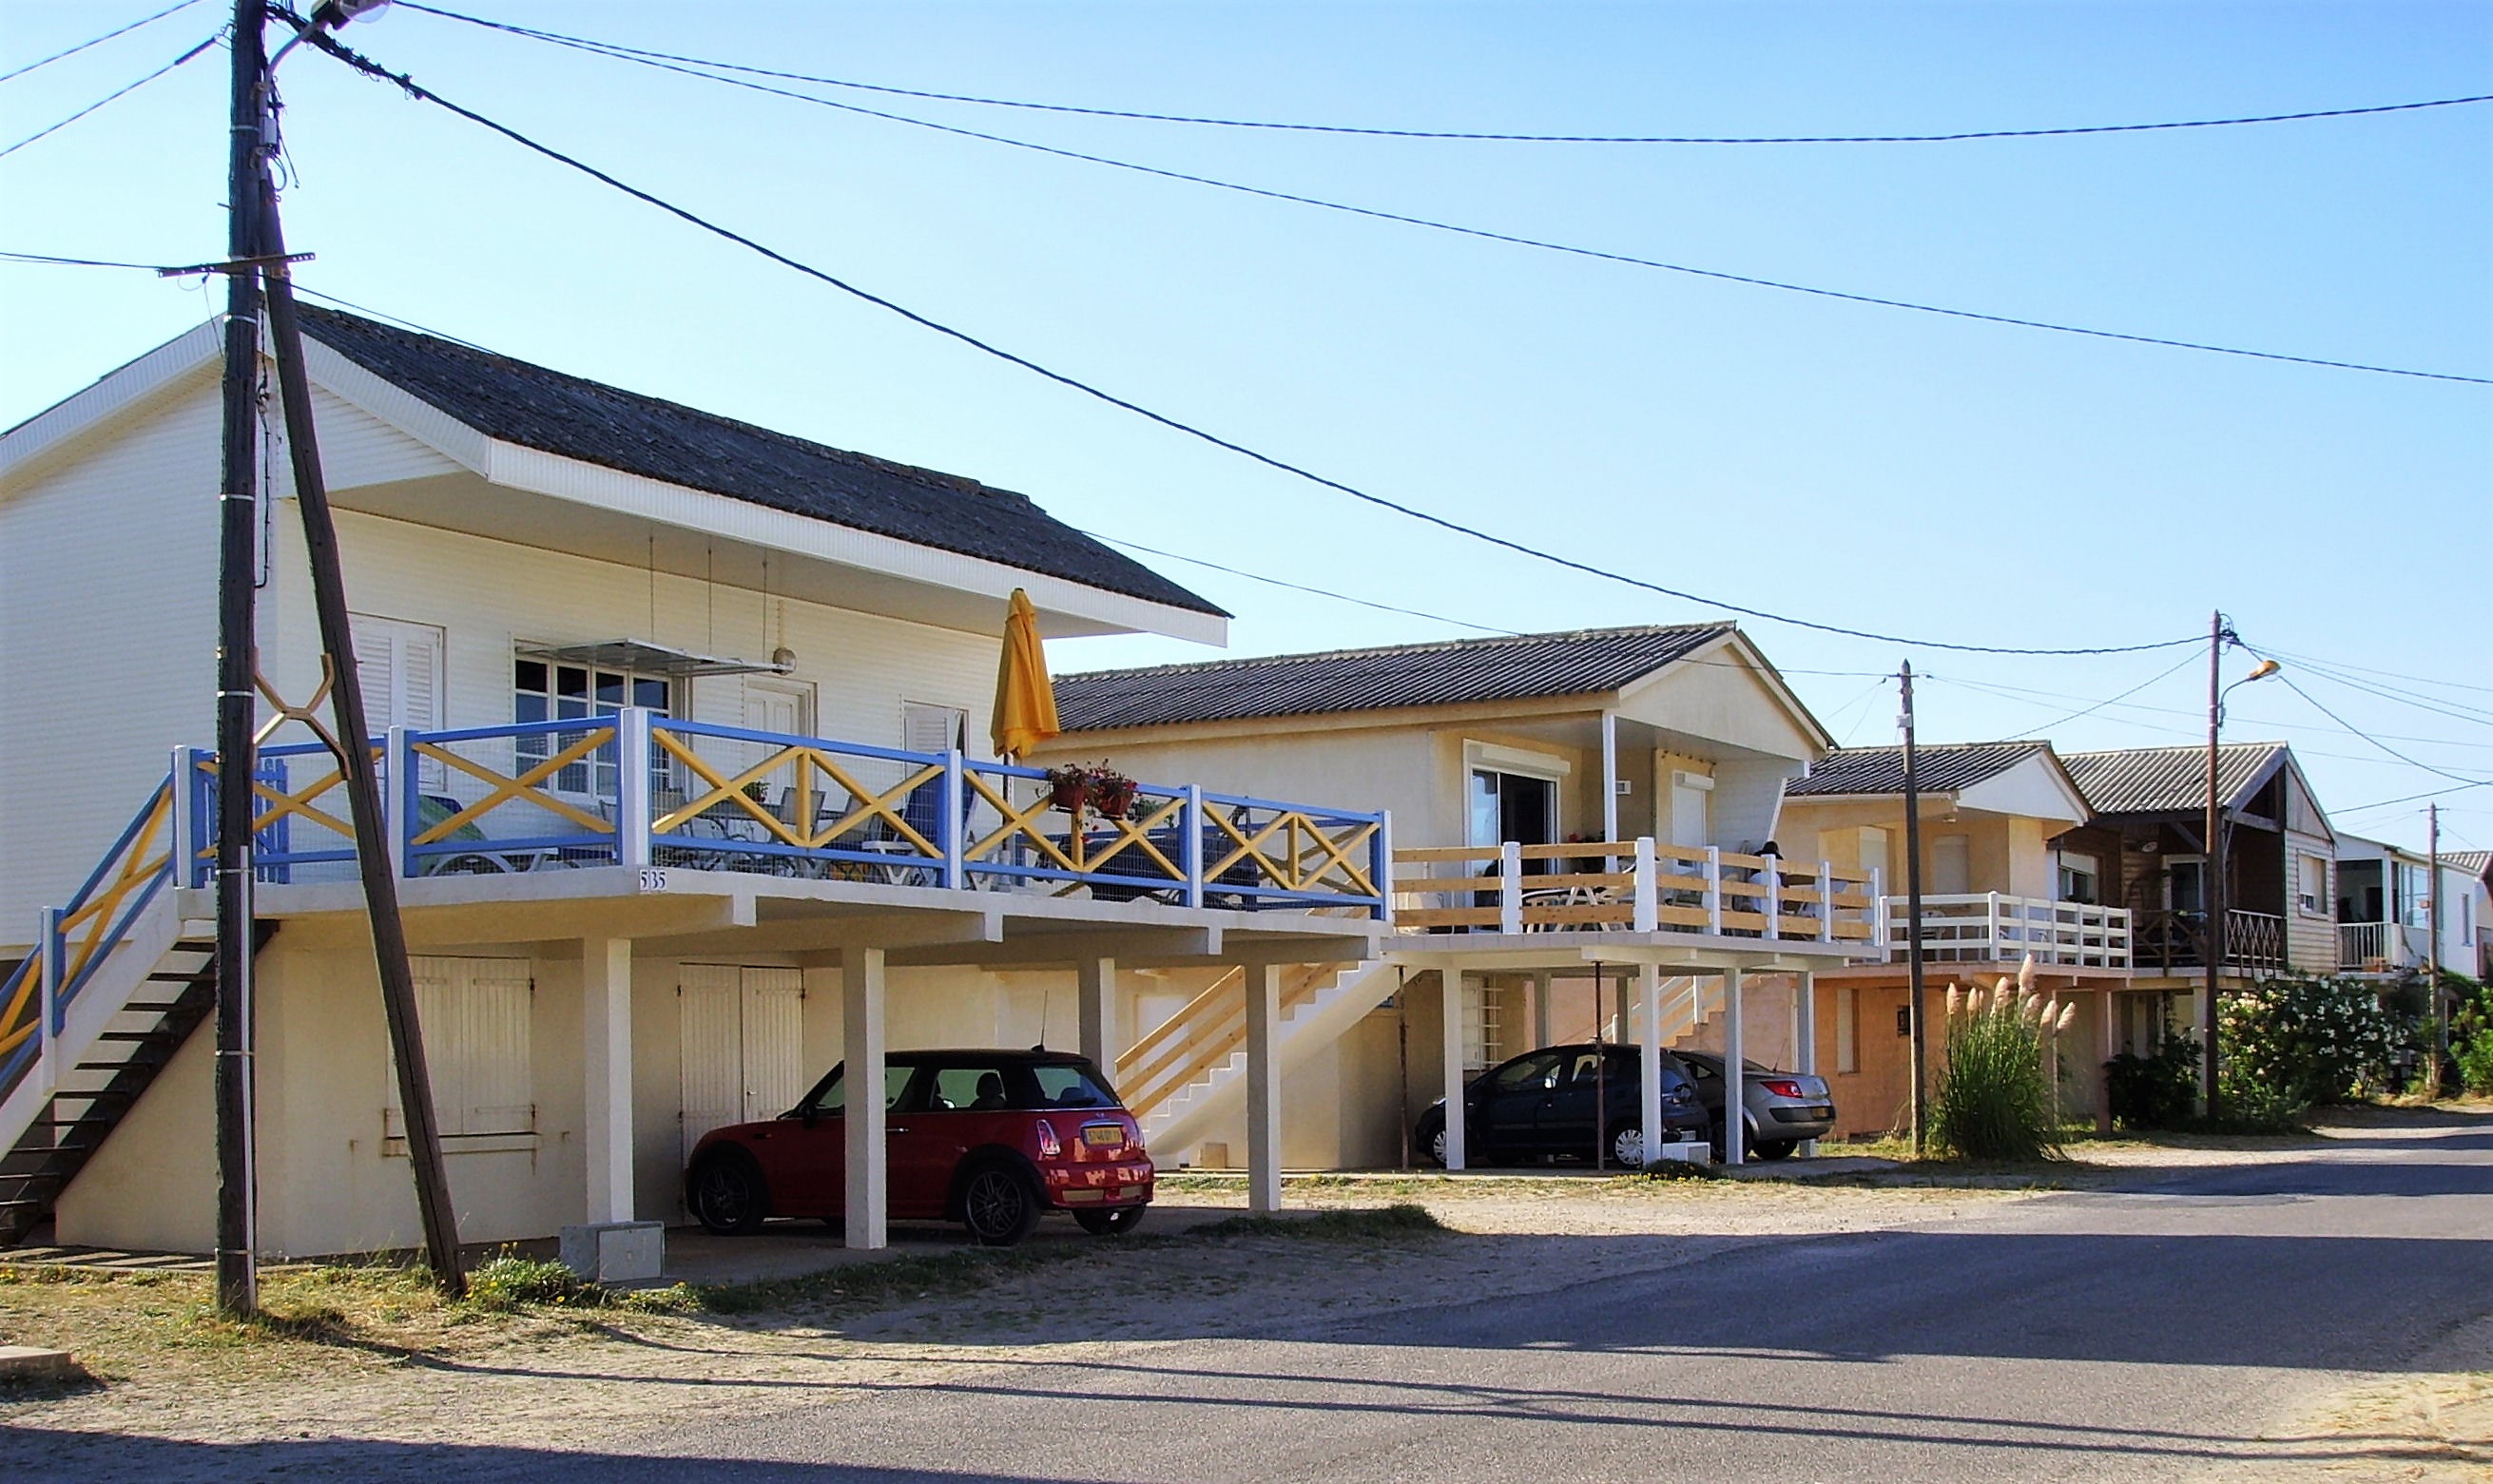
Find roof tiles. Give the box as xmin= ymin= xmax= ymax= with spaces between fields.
xmin=1054 ymin=624 xmax=1736 ymax=732
xmin=1787 ymin=742 xmax=2051 ymax=798
xmin=2059 ymin=742 xmax=2287 ymax=817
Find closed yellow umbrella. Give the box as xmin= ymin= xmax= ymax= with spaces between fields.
xmin=991 ymin=588 xmax=1060 ymax=761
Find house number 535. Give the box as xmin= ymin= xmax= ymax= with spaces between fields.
xmin=638 ymin=869 xmax=669 ymax=892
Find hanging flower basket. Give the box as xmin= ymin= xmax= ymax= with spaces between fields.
xmin=1045 ymin=764 xmax=1092 ymax=812
xmin=1090 ymin=768 xmax=1139 ymax=820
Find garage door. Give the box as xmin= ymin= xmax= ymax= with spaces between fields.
xmin=679 ymin=965 xmax=805 ymax=1170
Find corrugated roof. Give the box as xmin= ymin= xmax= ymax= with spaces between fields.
xmin=2444 ymin=850 xmax=2491 ymax=880
xmin=1787 ymin=742 xmax=2051 ymax=798
xmin=297 ymin=305 xmax=1222 ymax=617
xmin=2059 ymin=742 xmax=2286 ymax=817
xmin=1054 ymin=623 xmax=1737 ymax=732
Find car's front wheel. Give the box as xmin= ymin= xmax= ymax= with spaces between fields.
xmin=1074 ymin=1205 xmax=1147 ymax=1236
xmin=960 ymin=1165 xmax=1042 ymax=1246
xmin=686 ymin=1150 xmax=768 ymax=1235
xmin=1607 ymin=1121 xmax=1646 ymax=1169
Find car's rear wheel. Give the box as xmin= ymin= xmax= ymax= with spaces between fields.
xmin=1753 ymin=1139 xmax=1797 ymax=1162
xmin=1607 ymin=1121 xmax=1646 ymax=1169
xmin=686 ymin=1150 xmax=768 ymax=1235
xmin=960 ymin=1165 xmax=1042 ymax=1246
xmin=1074 ymin=1205 xmax=1147 ymax=1236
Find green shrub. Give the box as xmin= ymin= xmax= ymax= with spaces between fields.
xmin=2217 ymin=973 xmax=2399 ymax=1106
xmin=2449 ymin=974 xmax=2493 ymax=1095
xmin=1930 ymin=972 xmax=2071 ymax=1162
xmin=2211 ymin=1067 xmax=2309 ymax=1133
xmin=465 ymin=1255 xmax=594 ymax=1310
xmin=2104 ymin=1034 xmax=2200 ymax=1131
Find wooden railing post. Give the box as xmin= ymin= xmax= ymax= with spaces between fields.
xmin=941 ymin=748 xmax=966 ymax=891
xmin=1498 ymin=841 xmax=1523 ymax=935
xmin=384 ymin=726 xmax=414 ymax=879
xmin=1633 ymin=838 xmax=1658 ymax=933
xmin=171 ymin=748 xmax=206 ymax=891
xmin=1872 ymin=868 xmax=1888 ymax=952
xmin=36 ymin=907 xmax=62 ymax=1097
xmin=1372 ymin=811 xmax=1394 ymax=924
xmin=1706 ymin=846 xmax=1724 ymax=935
xmin=616 ymin=707 xmax=652 ymax=870
xmin=1819 ymin=859 xmax=1836 ymax=942
xmin=1985 ymin=891 xmax=2002 ymax=960
xmin=1182 ymin=785 xmax=1206 ymax=910
xmin=1762 ymin=853 xmax=1781 ymax=940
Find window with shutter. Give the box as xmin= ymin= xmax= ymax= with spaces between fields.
xmin=385 ymin=956 xmax=534 ymax=1143
xmin=352 ymin=614 xmax=446 ymax=787
xmin=902 ymin=702 xmax=966 ymax=755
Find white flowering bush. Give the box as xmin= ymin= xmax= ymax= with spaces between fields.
xmin=2217 ymin=973 xmax=2398 ymax=1108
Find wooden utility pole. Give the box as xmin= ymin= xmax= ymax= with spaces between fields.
xmin=213 ymin=0 xmax=465 ymax=1301
xmin=2201 ymin=610 xmax=2225 ymax=1114
xmin=2428 ymin=801 xmax=2445 ymax=1088
xmin=213 ymin=0 xmax=269 ymax=1319
xmin=1901 ymin=662 xmax=1928 ymax=1157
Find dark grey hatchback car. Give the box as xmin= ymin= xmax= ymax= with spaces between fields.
xmin=1416 ymin=1044 xmax=1711 ymax=1168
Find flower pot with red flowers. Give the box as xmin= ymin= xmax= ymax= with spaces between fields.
xmin=1089 ymin=767 xmax=1139 ymax=821
xmin=1045 ymin=764 xmax=1092 ymax=812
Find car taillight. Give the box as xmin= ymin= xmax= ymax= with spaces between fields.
xmin=1760 ymin=1079 xmax=1804 ymax=1099
xmin=1034 ymin=1120 xmax=1062 ymax=1158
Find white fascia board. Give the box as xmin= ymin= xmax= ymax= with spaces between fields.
xmin=479 ymin=439 xmax=1225 ymax=645
xmin=0 ymin=320 xmax=223 ymax=493
xmin=297 ymin=337 xmax=495 ymax=475
xmin=1617 ymin=628 xmax=1838 ymax=758
xmin=1957 ymin=753 xmax=2089 ymax=828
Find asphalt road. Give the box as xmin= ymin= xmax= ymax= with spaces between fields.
xmin=18 ymin=1119 xmax=2493 ymax=1481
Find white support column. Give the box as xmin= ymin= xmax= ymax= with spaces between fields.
xmin=582 ymin=935 xmax=634 ymax=1224
xmin=1819 ymin=860 xmax=1837 ymax=942
xmin=1706 ymin=847 xmax=1725 ymax=935
xmin=842 ymin=945 xmax=888 ymax=1250
xmin=1532 ymin=971 xmax=1553 ymax=1049
xmin=1722 ymin=967 xmax=1747 ymax=1166
xmin=940 ymin=747 xmax=966 ymax=891
xmin=1077 ymin=956 xmax=1117 ymax=1072
xmin=2096 ymin=986 xmax=2119 ymax=1135
xmin=1245 ymin=962 xmax=1283 ymax=1212
xmin=36 ymin=908 xmax=62 ymax=1097
xmin=1638 ymin=962 xmax=1665 ymax=1168
xmin=1633 ymin=838 xmax=1659 ymax=933
xmin=1498 ymin=842 xmax=1524 ymax=935
xmin=1440 ymin=969 xmax=1467 ymax=1170
xmin=170 ymin=746 xmax=206 ymax=889
xmin=1795 ymin=972 xmax=1819 ymax=1157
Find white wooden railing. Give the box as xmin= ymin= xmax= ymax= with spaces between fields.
xmin=1391 ymin=840 xmax=1882 ymax=945
xmin=2338 ymin=920 xmax=2390 ymax=970
xmin=1882 ymin=893 xmax=2131 ymax=969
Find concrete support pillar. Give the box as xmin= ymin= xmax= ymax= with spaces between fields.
xmin=1077 ymin=956 xmax=1117 ymax=1074
xmin=1722 ymin=967 xmax=1746 ymax=1166
xmin=1440 ymin=969 xmax=1467 ymax=1171
xmin=1795 ymin=972 xmax=1819 ymax=1157
xmin=1245 ymin=962 xmax=1283 ymax=1212
xmin=2096 ymin=987 xmax=2118 ymax=1135
xmin=582 ymin=935 xmax=634 ymax=1224
xmin=1533 ymin=970 xmax=1553 ymax=1049
xmin=1638 ymin=962 xmax=1665 ymax=1168
xmin=841 ymin=945 xmax=887 ymax=1250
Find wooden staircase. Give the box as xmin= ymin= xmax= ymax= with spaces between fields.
xmin=1113 ymin=958 xmax=1395 ymax=1161
xmin=0 ymin=923 xmax=273 ymax=1246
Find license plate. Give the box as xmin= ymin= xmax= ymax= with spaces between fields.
xmin=1081 ymin=1125 xmax=1124 ymax=1147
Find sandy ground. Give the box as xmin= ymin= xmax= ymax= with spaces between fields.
xmin=2 ymin=1119 xmax=2483 ymax=1474
xmin=0 ymin=1175 xmax=2021 ymax=1457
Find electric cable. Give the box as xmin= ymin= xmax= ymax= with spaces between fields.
xmin=2337 ymin=781 xmax=2493 ymax=813
xmin=0 ymin=30 xmax=222 ymax=161
xmin=2262 ymin=652 xmax=2493 ymax=729
xmin=1084 ymin=532 xmax=1518 ymax=636
xmin=0 ymin=0 xmax=205 ymax=87
xmin=1925 ymin=667 xmax=2490 ymax=748
xmin=301 ymin=29 xmax=2209 ymax=659
xmin=408 ymin=12 xmax=2493 ymax=388
xmin=2263 ymin=669 xmax=2493 ymax=786
xmin=1966 ymin=648 xmax=2202 ymax=742
xmin=396 ymin=4 xmax=2493 ymax=147
xmin=2261 ymin=646 xmax=2493 ymax=697
xmin=0 ymin=249 xmax=186 ymax=269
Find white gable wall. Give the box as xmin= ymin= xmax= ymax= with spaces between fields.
xmin=0 ymin=376 xmax=221 ymax=929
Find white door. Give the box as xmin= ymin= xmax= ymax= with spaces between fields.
xmin=679 ymin=965 xmax=807 ymax=1170
xmin=1669 ymin=776 xmax=1710 ymax=849
xmin=744 ymin=682 xmax=815 ymax=819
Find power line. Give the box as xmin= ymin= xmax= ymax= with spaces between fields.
xmin=0 ymin=249 xmax=184 ymax=269
xmin=2337 ymin=781 xmax=2493 ymax=814
xmin=2275 ymin=652 xmax=2493 ymax=729
xmin=396 ymin=5 xmax=2493 ymax=147
xmin=303 ymin=30 xmax=2205 ymax=659
xmin=2262 ymin=646 xmax=2493 ymax=697
xmin=2265 ymin=669 xmax=2493 ymax=787
xmin=1969 ymin=648 xmax=2202 ymax=742
xmin=1926 ymin=666 xmax=2490 ymax=748
xmin=0 ymin=0 xmax=204 ymax=86
xmin=0 ymin=29 xmax=222 ymax=162
xmin=1086 ymin=532 xmax=1518 ymax=636
xmin=413 ymin=11 xmax=2493 ymax=390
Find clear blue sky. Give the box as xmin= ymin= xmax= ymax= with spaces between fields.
xmin=4 ymin=1 xmax=2487 ymax=854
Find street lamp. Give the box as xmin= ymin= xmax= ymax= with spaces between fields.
xmin=2201 ymin=639 xmax=2281 ymax=1112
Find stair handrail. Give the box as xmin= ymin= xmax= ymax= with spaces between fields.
xmin=1122 ymin=963 xmax=1346 ymax=1125
xmin=1116 ymin=965 xmax=1245 ymax=1087
xmin=0 ymin=770 xmax=178 ymax=1096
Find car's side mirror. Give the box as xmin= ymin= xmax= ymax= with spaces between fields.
xmin=800 ymin=1107 xmax=821 ymax=1128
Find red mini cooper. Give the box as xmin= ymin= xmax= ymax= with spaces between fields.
xmin=684 ymin=1049 xmax=1154 ymax=1246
